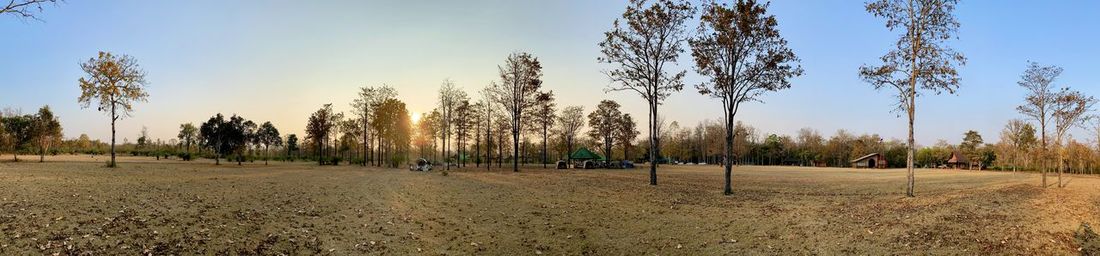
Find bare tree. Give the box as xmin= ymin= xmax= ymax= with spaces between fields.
xmin=599 ymin=0 xmax=694 ymax=185
xmin=493 ymin=52 xmax=543 ymax=172
xmin=438 ymin=80 xmax=466 ymax=170
xmin=689 ymin=0 xmax=802 ymax=195
xmin=480 ymin=85 xmax=495 ymax=171
xmin=556 ymin=106 xmax=585 ymax=165
xmin=1049 ymin=90 xmax=1096 ymax=187
xmin=1 ymin=0 xmax=58 ymax=20
xmin=859 ymin=0 xmax=965 ymax=197
xmin=77 ymin=51 xmax=150 ymax=168
xmin=999 ymin=119 xmax=1036 ymax=173
xmin=1017 ymin=62 xmax=1059 ymax=186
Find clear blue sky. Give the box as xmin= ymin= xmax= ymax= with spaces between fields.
xmin=2 ymin=0 xmax=1098 ymax=146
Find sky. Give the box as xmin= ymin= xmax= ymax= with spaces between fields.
xmin=2 ymin=0 xmax=1099 ymax=146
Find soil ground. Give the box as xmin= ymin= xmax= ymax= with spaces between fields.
xmin=0 ymin=154 xmax=1098 ymax=255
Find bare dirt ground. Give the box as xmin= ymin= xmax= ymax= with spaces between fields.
xmin=0 ymin=155 xmax=1098 ymax=255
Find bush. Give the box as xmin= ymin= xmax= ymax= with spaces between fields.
xmin=1078 ymin=222 xmax=1100 ymax=254
xmin=177 ymin=152 xmax=193 ymax=161
xmin=318 ymin=157 xmax=342 ymax=166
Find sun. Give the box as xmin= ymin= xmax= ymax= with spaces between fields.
xmin=410 ymin=112 xmax=422 ymax=124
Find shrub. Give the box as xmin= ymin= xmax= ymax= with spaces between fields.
xmin=1078 ymin=222 xmax=1100 ymax=254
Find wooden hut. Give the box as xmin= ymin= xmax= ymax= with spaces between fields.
xmin=946 ymin=151 xmax=971 ymax=169
xmin=850 ymin=153 xmax=887 ymax=169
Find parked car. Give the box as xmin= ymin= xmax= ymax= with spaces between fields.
xmin=574 ymin=160 xmax=597 ymax=169
xmin=620 ymin=160 xmax=635 ymax=169
xmin=556 ymin=160 xmax=568 ymax=169
xmin=409 ymin=158 xmax=432 ymax=171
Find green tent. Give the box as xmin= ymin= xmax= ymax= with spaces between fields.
xmin=570 ymin=147 xmax=604 ymax=161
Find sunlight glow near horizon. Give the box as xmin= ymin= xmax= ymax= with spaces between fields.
xmin=1 ymin=1 xmax=1099 ymax=146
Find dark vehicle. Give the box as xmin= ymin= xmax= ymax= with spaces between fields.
xmin=620 ymin=160 xmax=635 ymax=169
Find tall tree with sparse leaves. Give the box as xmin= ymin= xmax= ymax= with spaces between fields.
xmin=77 ymin=51 xmax=150 ymax=168
xmin=556 ymin=106 xmax=585 ymax=164
xmin=599 ymin=0 xmax=694 ymax=185
xmin=689 ymin=0 xmax=802 ymax=195
xmin=859 ymin=0 xmax=965 ymax=197
xmin=493 ymin=52 xmax=543 ymax=172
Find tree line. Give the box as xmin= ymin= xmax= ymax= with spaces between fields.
xmin=7 ymin=0 xmax=1100 ymax=198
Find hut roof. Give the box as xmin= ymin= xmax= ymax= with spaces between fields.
xmin=947 ymin=151 xmax=969 ymax=164
xmin=850 ymin=153 xmax=881 ymax=163
xmin=569 ymin=147 xmax=604 ymax=160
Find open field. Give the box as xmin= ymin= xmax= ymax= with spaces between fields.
xmin=1 ymin=155 xmax=1098 ymax=254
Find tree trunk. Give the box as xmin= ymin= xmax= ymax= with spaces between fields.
xmin=513 ymin=125 xmax=519 ymax=172
xmin=649 ymin=100 xmax=658 ymax=185
xmin=542 ymin=124 xmax=548 ymax=169
xmin=905 ymin=84 xmax=916 ymax=197
xmin=110 ymin=103 xmax=117 ymax=168
xmin=724 ymin=109 xmax=734 ymax=195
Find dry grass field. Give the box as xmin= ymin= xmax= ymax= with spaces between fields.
xmin=1 ymin=155 xmax=1098 ymax=255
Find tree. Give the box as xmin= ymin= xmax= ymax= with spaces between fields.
xmin=1016 ymin=62 xmax=1096 ymax=187
xmin=1017 ymin=62 xmax=1059 ymax=186
xmin=77 ymin=51 xmax=150 ymax=168
xmin=136 ymin=126 xmax=149 ymax=149
xmin=959 ymin=130 xmax=983 ymax=169
xmin=351 ymin=85 xmax=397 ymax=166
xmin=859 ymin=0 xmax=965 ymax=197
xmin=30 ymin=106 xmax=62 ymax=162
xmin=479 ymin=86 xmax=495 ymax=170
xmin=177 ymin=123 xmax=198 ymax=155
xmin=588 ymin=100 xmax=623 ymax=162
xmin=689 ymin=0 xmax=802 ymax=195
xmin=438 ymin=80 xmax=467 ymax=170
xmin=453 ymin=100 xmax=473 ymax=167
xmin=372 ymin=99 xmax=412 ymax=167
xmin=600 ymin=0 xmax=693 ymax=185
xmin=327 ymin=112 xmax=343 ymax=163
xmin=534 ymin=91 xmax=556 ymax=168
xmin=230 ymin=116 xmax=250 ymax=165
xmin=1049 ymin=90 xmax=1096 ymax=187
xmin=493 ymin=52 xmax=544 ymax=172
xmin=556 ymin=106 xmax=585 ymax=164
xmin=199 ymin=114 xmax=236 ymax=165
xmin=0 ymin=115 xmax=7 ymax=158
xmin=285 ymin=134 xmax=299 ymax=160
xmin=617 ymin=114 xmax=640 ymax=161
xmin=795 ymin=128 xmax=824 ymax=166
xmin=1000 ymin=119 xmax=1036 ymax=172
xmin=1 ymin=113 xmax=32 ymax=161
xmin=306 ymin=104 xmax=335 ymax=166
xmin=415 ymin=110 xmax=440 ymax=162
xmin=257 ymin=121 xmax=282 ymax=165
xmin=1 ymin=0 xmax=57 ymax=20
